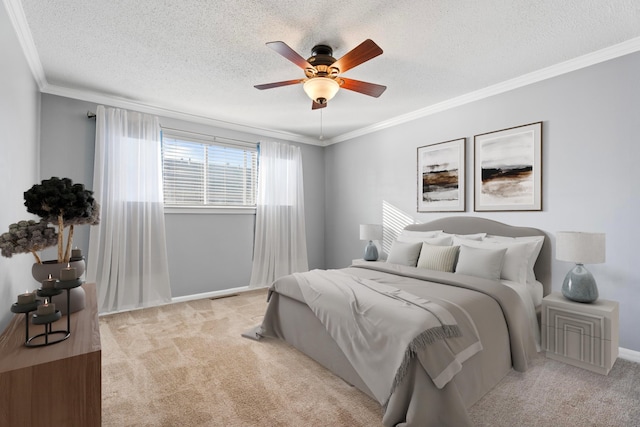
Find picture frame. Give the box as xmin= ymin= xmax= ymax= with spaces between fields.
xmin=474 ymin=122 xmax=542 ymax=211
xmin=417 ymin=138 xmax=466 ymax=212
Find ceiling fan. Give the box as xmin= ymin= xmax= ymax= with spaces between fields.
xmin=254 ymin=39 xmax=387 ymax=110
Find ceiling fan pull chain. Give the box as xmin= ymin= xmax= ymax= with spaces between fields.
xmin=319 ymin=109 xmax=324 ymax=140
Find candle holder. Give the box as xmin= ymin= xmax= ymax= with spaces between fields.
xmin=28 ymin=310 xmax=66 ymax=347
xmin=10 ymin=300 xmax=42 ymax=344
xmin=16 ymin=279 xmax=85 ymax=347
xmin=10 ymin=299 xmax=68 ymax=347
xmin=33 ymin=287 xmax=69 ymax=347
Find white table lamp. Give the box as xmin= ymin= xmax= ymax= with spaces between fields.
xmin=556 ymin=231 xmax=605 ymax=303
xmin=360 ymin=224 xmax=383 ymax=261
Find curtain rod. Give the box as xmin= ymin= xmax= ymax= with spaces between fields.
xmin=86 ymin=114 xmax=255 ymax=146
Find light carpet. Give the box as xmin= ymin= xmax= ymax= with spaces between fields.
xmin=100 ymin=289 xmax=640 ymax=427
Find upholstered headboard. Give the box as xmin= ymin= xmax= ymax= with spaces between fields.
xmin=404 ymin=216 xmax=551 ymax=296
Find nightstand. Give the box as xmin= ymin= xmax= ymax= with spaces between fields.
xmin=541 ymin=292 xmax=619 ymax=375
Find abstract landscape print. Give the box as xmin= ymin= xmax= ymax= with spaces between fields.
xmin=417 ymin=138 xmax=465 ymax=212
xmin=474 ymin=122 xmax=542 ymax=211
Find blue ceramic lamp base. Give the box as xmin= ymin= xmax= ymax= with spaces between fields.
xmin=363 ymin=240 xmax=378 ymax=261
xmin=561 ymin=263 xmax=599 ymax=303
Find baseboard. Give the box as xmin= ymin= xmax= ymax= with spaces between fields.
xmin=171 ymin=285 xmax=251 ymax=304
xmin=98 ymin=285 xmax=268 ymax=317
xmin=619 ymin=347 xmax=640 ymax=363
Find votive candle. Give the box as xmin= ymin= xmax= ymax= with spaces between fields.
xmin=60 ymin=263 xmax=77 ymax=281
xmin=17 ymin=291 xmax=35 ymax=305
xmin=36 ymin=298 xmax=55 ymax=316
xmin=72 ymin=247 xmax=82 ymax=258
xmin=42 ymin=274 xmax=57 ymax=289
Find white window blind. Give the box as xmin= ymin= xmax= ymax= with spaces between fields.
xmin=161 ymin=131 xmax=258 ymax=208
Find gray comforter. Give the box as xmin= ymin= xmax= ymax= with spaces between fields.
xmin=253 ymin=261 xmax=539 ymax=426
xmin=293 ymin=269 xmax=482 ymax=406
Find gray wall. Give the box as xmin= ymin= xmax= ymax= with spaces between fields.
xmin=38 ymin=94 xmax=326 ymax=298
xmin=0 ymin=5 xmax=41 ymax=332
xmin=324 ymin=51 xmax=640 ymax=352
xmin=39 ymin=95 xmax=97 ymax=262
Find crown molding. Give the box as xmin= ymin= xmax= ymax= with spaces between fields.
xmin=326 ymin=36 xmax=640 ymax=145
xmin=3 ymin=0 xmax=47 ymax=89
xmin=41 ymin=83 xmax=324 ymax=146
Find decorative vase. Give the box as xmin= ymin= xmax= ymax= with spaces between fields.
xmin=32 ymin=259 xmax=86 ymax=315
xmin=561 ymin=263 xmax=599 ymax=303
xmin=363 ymin=240 xmax=379 ymax=261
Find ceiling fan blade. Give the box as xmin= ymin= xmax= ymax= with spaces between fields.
xmin=340 ymin=78 xmax=387 ymax=97
xmin=332 ymin=39 xmax=383 ymax=73
xmin=254 ymin=79 xmax=305 ymax=90
xmin=312 ymin=100 xmax=327 ymax=110
xmin=266 ymin=41 xmax=313 ymax=70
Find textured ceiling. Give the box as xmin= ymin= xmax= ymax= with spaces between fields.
xmin=12 ymin=0 xmax=640 ymax=143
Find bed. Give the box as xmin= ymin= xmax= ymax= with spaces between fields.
xmin=245 ymin=217 xmax=550 ymax=426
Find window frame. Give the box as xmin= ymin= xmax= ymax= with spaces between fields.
xmin=161 ymin=128 xmax=258 ymax=214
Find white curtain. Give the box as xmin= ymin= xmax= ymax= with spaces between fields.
xmin=249 ymin=141 xmax=308 ymax=287
xmin=87 ymin=105 xmax=172 ymax=312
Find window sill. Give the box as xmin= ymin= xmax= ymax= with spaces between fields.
xmin=164 ymin=206 xmax=256 ymax=215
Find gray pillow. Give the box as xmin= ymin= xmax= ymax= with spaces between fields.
xmin=386 ymin=241 xmax=422 ymax=266
xmin=454 ymin=244 xmax=507 ymax=280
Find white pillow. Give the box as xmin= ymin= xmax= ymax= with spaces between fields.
xmin=416 ymin=243 xmax=459 ymax=272
xmin=483 ymin=235 xmax=544 ymax=283
xmin=459 ymin=238 xmax=541 ymax=284
xmin=484 ymin=234 xmax=543 ymax=242
xmin=399 ymin=229 xmax=443 ymax=239
xmin=447 ymin=233 xmax=487 ymax=243
xmin=398 ymin=234 xmax=453 ymax=246
xmin=455 ymin=245 xmax=507 ymax=280
xmin=386 ymin=241 xmax=422 ymax=266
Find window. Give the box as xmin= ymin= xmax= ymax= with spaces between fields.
xmin=161 ymin=130 xmax=258 ymax=209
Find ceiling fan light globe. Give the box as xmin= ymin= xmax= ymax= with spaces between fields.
xmin=303 ymin=77 xmax=339 ymax=103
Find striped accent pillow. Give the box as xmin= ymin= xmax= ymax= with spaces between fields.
xmin=416 ymin=243 xmax=459 ymax=272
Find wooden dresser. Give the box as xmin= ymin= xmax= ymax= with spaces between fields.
xmin=0 ymin=283 xmax=101 ymax=426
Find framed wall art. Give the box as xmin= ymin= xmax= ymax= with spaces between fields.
xmin=474 ymin=122 xmax=542 ymax=211
xmin=417 ymin=138 xmax=465 ymax=212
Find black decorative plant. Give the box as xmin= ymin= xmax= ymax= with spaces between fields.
xmin=1 ymin=177 xmax=100 ymax=264
xmin=19 ymin=177 xmax=100 ymax=263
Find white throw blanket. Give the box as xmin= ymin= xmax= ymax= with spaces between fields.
xmin=293 ymin=269 xmax=481 ymax=406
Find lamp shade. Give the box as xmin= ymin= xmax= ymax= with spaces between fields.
xmin=556 ymin=232 xmax=605 ymax=264
xmin=303 ymin=77 xmax=340 ymax=103
xmin=360 ymin=224 xmax=382 ymax=241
